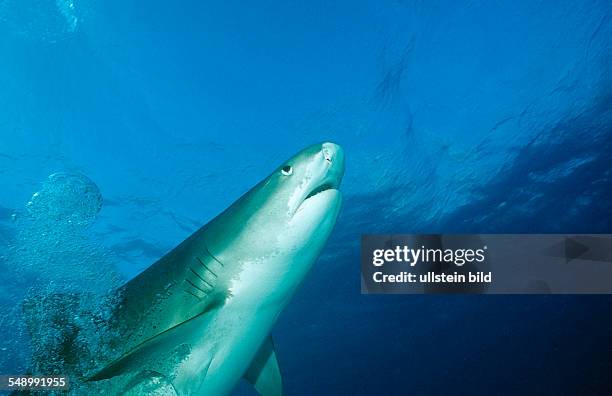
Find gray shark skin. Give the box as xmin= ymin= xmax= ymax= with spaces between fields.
xmin=87 ymin=142 xmax=344 ymax=395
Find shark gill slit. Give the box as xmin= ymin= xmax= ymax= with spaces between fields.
xmin=189 ymin=267 xmax=214 ymax=289
xmin=185 ymin=278 xmax=207 ymax=295
xmin=203 ymin=241 xmax=225 ymax=267
xmin=195 ymin=256 xmax=218 ymax=278
xmin=184 ymin=288 xmax=202 ymax=300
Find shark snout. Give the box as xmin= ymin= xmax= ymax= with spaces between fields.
xmin=286 ymin=142 xmax=345 ymax=215
xmin=320 ymin=142 xmax=344 ymax=187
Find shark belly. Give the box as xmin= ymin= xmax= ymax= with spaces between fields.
xmin=173 ymin=296 xmax=281 ymax=395
xmin=180 ymin=255 xmax=293 ymax=395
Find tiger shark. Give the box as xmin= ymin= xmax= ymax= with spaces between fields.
xmin=85 ymin=142 xmax=344 ymax=395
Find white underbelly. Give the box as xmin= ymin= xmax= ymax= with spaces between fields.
xmin=172 ymin=298 xmax=280 ymax=396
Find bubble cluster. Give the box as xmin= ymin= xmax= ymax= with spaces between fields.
xmin=26 ymin=172 xmax=103 ymax=227
xmin=0 ymin=172 xmax=122 ymax=387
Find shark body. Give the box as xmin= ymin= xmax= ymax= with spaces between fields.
xmin=86 ymin=142 xmax=344 ymax=395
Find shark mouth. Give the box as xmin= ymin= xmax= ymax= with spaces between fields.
xmin=304 ymin=183 xmax=336 ymax=201
xmin=293 ymin=177 xmax=341 ymax=216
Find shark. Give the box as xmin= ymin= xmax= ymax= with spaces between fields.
xmin=83 ymin=142 xmax=344 ymax=395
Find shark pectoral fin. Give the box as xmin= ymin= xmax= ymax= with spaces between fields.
xmin=86 ymin=328 xmax=182 ymax=381
xmin=244 ymin=336 xmax=282 ymax=396
xmin=87 ymin=307 xmax=217 ymax=382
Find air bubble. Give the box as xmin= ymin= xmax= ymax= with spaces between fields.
xmin=26 ymin=172 xmax=102 ymax=227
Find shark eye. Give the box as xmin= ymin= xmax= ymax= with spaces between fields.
xmin=281 ymin=165 xmax=293 ymax=176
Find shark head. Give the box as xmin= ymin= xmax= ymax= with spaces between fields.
xmin=203 ymin=142 xmax=344 ymax=300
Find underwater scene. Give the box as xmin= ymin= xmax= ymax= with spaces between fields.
xmin=1 ymin=0 xmax=611 ymax=395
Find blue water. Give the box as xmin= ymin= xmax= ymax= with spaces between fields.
xmin=1 ymin=0 xmax=611 ymax=394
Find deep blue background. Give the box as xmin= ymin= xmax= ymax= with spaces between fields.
xmin=1 ymin=1 xmax=611 ymax=394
